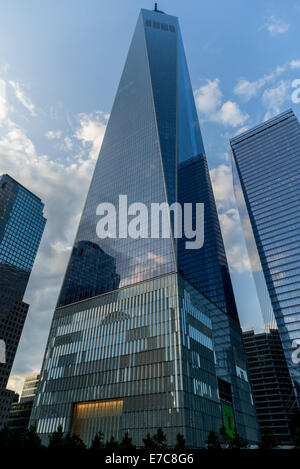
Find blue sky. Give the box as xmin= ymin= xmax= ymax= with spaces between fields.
xmin=0 ymin=0 xmax=300 ymax=394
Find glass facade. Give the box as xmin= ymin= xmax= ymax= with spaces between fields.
xmin=57 ymin=10 xmax=175 ymax=308
xmin=72 ymin=398 xmax=124 ymax=440
xmin=0 ymin=176 xmax=46 ymax=275
xmin=0 ymin=174 xmax=46 ymax=428
xmin=231 ymin=109 xmax=300 ymax=405
xmin=57 ymin=9 xmax=238 ymax=322
xmin=20 ymin=373 xmax=40 ymax=403
xmin=7 ymin=373 xmax=40 ymax=433
xmin=243 ymin=329 xmax=296 ymax=444
xmin=31 ymin=273 xmax=258 ymax=447
xmin=31 ymin=9 xmax=259 ymax=446
xmin=178 ymin=156 xmax=238 ymax=320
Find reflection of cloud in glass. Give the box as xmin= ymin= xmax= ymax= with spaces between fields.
xmin=58 ymin=240 xmax=120 ymax=306
xmin=233 ymin=157 xmax=276 ymax=329
xmin=122 ymin=251 xmax=169 ymax=285
xmin=233 ymin=185 xmax=261 ymax=272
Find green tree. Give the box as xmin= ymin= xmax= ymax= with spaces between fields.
xmin=105 ymin=435 xmax=120 ymax=451
xmin=90 ymin=431 xmax=104 ymax=450
xmin=20 ymin=424 xmax=43 ymax=449
xmin=63 ymin=433 xmax=86 ymax=450
xmin=48 ymin=425 xmax=86 ymax=450
xmin=289 ymin=410 xmax=300 ymax=439
xmin=153 ymin=428 xmax=167 ymax=450
xmin=205 ymin=430 xmax=221 ymax=450
xmin=48 ymin=425 xmax=65 ymax=449
xmin=219 ymin=425 xmax=228 ymax=447
xmin=120 ymin=432 xmax=136 ymax=450
xmin=0 ymin=427 xmax=21 ymax=449
xmin=175 ymin=433 xmax=186 ymax=450
xmin=227 ymin=429 xmax=248 ymax=450
xmin=143 ymin=433 xmax=157 ymax=451
xmin=293 ymin=427 xmax=300 ymax=449
xmin=258 ymin=427 xmax=277 ymax=450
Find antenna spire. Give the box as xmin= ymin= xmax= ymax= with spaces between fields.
xmin=154 ymin=2 xmax=158 ymax=11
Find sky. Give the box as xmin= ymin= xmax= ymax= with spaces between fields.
xmin=0 ymin=0 xmax=300 ymax=394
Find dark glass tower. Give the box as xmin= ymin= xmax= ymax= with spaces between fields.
xmin=57 ymin=9 xmax=238 ymax=323
xmin=31 ymin=9 xmax=258 ymax=447
xmin=0 ymin=174 xmax=46 ymax=428
xmin=231 ymin=109 xmax=300 ymax=407
xmin=243 ymin=329 xmax=296 ymax=444
xmin=7 ymin=373 xmax=40 ymax=433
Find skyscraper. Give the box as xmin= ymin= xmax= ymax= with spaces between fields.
xmin=0 ymin=174 xmax=46 ymax=428
xmin=231 ymin=109 xmax=300 ymax=407
xmin=243 ymin=329 xmax=296 ymax=444
xmin=7 ymin=373 xmax=40 ymax=433
xmin=31 ymin=8 xmax=258 ymax=447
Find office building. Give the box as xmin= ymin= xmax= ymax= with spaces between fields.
xmin=243 ymin=330 xmax=296 ymax=444
xmin=7 ymin=374 xmax=40 ymax=432
xmin=231 ymin=110 xmax=300 ymax=406
xmin=30 ymin=8 xmax=259 ymax=447
xmin=0 ymin=175 xmax=46 ymax=428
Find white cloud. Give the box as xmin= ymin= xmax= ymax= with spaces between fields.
xmin=217 ymin=101 xmax=248 ymax=127
xmin=63 ymin=136 xmax=73 ymax=150
xmin=290 ymin=59 xmax=300 ymax=69
xmin=46 ymin=132 xmax=74 ymax=152
xmin=194 ymin=78 xmax=222 ymax=114
xmin=9 ymin=80 xmax=37 ymax=116
xmin=234 ymin=64 xmax=287 ymax=101
xmin=234 ymin=79 xmax=261 ymax=101
xmin=75 ymin=111 xmax=107 ymax=160
xmin=147 ymin=252 xmax=168 ymax=265
xmin=45 ymin=129 xmax=62 ymax=139
xmin=194 ymin=79 xmax=248 ymax=127
xmin=260 ymin=16 xmax=289 ymax=36
xmin=1 ymin=122 xmax=93 ymax=392
xmin=210 ymin=164 xmax=251 ymax=274
xmin=219 ymin=209 xmax=251 ymax=273
xmin=262 ymin=80 xmax=290 ymax=120
xmin=210 ymin=163 xmax=234 ymax=211
xmin=0 ymin=79 xmax=8 ymax=125
xmin=0 ymin=90 xmax=108 ymax=393
xmin=7 ymin=374 xmax=27 ymax=396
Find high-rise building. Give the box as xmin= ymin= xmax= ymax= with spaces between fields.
xmin=243 ymin=330 xmax=296 ymax=444
xmin=19 ymin=373 xmax=40 ymax=404
xmin=30 ymin=8 xmax=259 ymax=447
xmin=231 ymin=109 xmax=300 ymax=407
xmin=0 ymin=174 xmax=46 ymax=428
xmin=7 ymin=374 xmax=40 ymax=432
